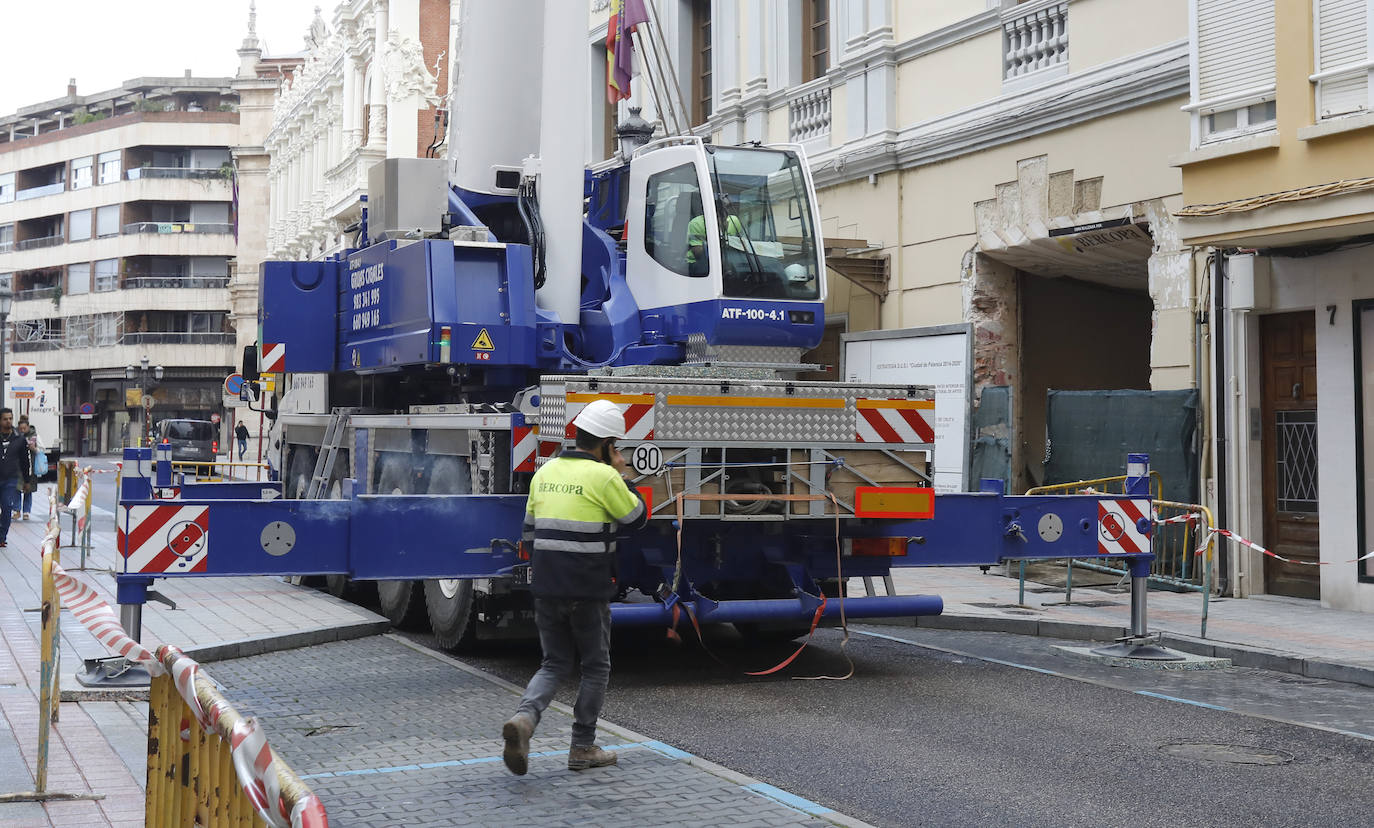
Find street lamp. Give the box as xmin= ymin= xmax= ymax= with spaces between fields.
xmin=615 ymin=106 xmax=655 ymax=158
xmin=125 ymin=355 xmax=164 ymax=446
xmin=0 ymin=285 xmax=11 ymax=405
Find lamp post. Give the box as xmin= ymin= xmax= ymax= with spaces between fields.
xmin=615 ymin=106 xmax=655 ymax=158
xmin=0 ymin=285 xmax=11 ymax=406
xmin=125 ymin=355 xmax=164 ymax=446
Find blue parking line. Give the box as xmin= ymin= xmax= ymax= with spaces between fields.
xmin=1134 ymin=690 xmax=1230 ymax=711
xmin=745 ymin=782 xmax=834 ymax=816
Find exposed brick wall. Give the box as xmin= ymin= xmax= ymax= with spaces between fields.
xmin=416 ymin=0 xmax=451 ymax=157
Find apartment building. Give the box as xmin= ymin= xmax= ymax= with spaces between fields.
xmin=0 ymin=76 xmax=250 ymax=454
xmin=1176 ymin=0 xmax=1374 ymax=611
xmin=589 ymin=0 xmax=1195 ymax=496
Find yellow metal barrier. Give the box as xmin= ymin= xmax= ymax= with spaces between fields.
xmin=1026 ymin=470 xmax=1164 ymax=500
xmin=146 ymin=653 xmax=326 ymax=826
xmin=169 ymin=460 xmax=271 ymax=483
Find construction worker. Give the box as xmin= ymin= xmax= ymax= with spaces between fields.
xmin=502 ymin=399 xmax=647 ymax=775
xmin=686 ymin=197 xmax=745 ymax=275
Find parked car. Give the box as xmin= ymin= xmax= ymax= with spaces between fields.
xmin=156 ymin=419 xmax=217 ymax=463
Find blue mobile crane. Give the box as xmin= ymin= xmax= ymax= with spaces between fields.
xmin=111 ymin=0 xmax=1167 ymax=661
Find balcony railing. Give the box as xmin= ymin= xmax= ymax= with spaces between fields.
xmin=126 ymin=167 xmax=226 ymax=181
xmin=123 ymin=275 xmax=230 ymax=289
xmin=15 ymin=182 xmax=64 ymax=201
xmin=14 ymin=235 xmax=63 ymax=251
xmin=12 ymin=341 xmax=63 ymax=352
xmin=15 ymin=287 xmax=59 ymax=301
xmin=123 ymin=332 xmax=234 ymax=345
xmin=1003 ymin=0 xmax=1068 ymax=81
xmin=122 ymin=222 xmax=233 ymax=235
xmin=788 ymin=81 xmax=832 ymax=143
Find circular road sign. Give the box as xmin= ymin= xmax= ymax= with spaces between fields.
xmin=210 ymin=413 xmax=222 ymax=425
xmin=224 ymin=373 xmax=245 ymax=397
xmin=78 ymin=402 xmax=95 ymax=415
xmin=142 ymin=394 xmax=156 ymax=411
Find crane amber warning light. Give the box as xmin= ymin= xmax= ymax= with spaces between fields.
xmin=852 ymin=486 xmax=935 ymax=519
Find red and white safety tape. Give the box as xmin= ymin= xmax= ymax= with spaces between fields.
xmin=40 ymin=486 xmax=325 ymax=827
xmin=1152 ymin=510 xmax=1374 ymax=567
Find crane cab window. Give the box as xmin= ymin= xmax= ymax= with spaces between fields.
xmin=644 ymin=163 xmax=708 ymax=277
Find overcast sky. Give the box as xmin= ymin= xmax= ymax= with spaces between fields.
xmin=0 ymin=0 xmax=324 ymax=116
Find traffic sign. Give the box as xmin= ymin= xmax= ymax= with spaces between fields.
xmin=224 ymin=373 xmax=244 ymax=397
xmin=78 ymin=402 xmax=95 ymax=415
xmin=9 ymin=363 xmax=35 ymax=399
xmin=142 ymin=394 xmax=156 ymax=411
xmin=210 ymin=413 xmax=222 ymax=425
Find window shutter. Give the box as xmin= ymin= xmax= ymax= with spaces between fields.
xmin=1317 ymin=0 xmax=1369 ymax=117
xmin=1196 ymin=0 xmax=1276 ymax=102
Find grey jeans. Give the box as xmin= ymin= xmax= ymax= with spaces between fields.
xmin=516 ymin=598 xmax=612 ymax=747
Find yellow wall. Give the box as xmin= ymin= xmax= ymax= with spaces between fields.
xmin=898 ymin=31 xmax=1004 ymax=127
xmin=1181 ymin=0 xmax=1374 ymax=208
xmin=1069 ymin=0 xmax=1188 ymax=72
xmin=895 ymin=0 xmax=989 ymax=43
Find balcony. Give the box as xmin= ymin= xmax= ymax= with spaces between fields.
xmin=788 ymin=81 xmax=832 ymax=144
xmin=123 ymin=332 xmax=234 ymax=345
xmin=126 ymin=167 xmax=225 ymax=181
xmin=122 ymin=222 xmax=233 ymax=235
xmin=15 ymin=286 xmax=59 ymax=301
xmin=123 ymin=275 xmax=230 ymax=289
xmin=15 ymin=182 xmax=64 ymax=201
xmin=12 ymin=340 xmax=63 ymax=353
xmin=14 ymin=235 xmax=63 ymax=251
xmin=1003 ymin=0 xmax=1069 ymax=83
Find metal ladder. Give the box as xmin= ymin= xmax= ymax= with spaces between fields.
xmin=305 ymin=408 xmax=352 ymax=500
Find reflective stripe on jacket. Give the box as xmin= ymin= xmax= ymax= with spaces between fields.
xmin=523 ymin=450 xmax=647 ymax=600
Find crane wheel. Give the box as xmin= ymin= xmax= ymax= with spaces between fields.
xmin=374 ymin=455 xmax=428 ymax=629
xmin=423 ymin=457 xmax=478 ymax=649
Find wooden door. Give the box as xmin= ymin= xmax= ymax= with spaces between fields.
xmin=1260 ymin=312 xmax=1320 ymax=599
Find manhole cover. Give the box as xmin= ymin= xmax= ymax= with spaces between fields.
xmin=1159 ymin=743 xmax=1293 ymax=765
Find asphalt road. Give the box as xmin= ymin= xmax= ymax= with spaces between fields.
xmin=410 ymin=623 xmax=1374 ymax=828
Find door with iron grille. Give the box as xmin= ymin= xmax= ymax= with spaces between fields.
xmin=1260 ymin=312 xmax=1320 ymax=599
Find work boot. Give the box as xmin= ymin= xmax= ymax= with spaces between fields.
xmin=567 ymin=744 xmax=617 ymax=771
xmin=501 ymin=713 xmax=535 ymax=776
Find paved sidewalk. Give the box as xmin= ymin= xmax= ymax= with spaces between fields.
xmin=884 ymin=565 xmax=1374 ymax=686
xmin=0 ymin=485 xmax=387 ymax=827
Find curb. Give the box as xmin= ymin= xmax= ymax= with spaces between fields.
xmin=866 ymin=613 xmax=1374 ymax=690
xmin=59 ymin=618 xmax=391 ymax=702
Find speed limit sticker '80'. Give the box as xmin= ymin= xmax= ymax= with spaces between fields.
xmin=629 ymin=443 xmax=665 ymax=476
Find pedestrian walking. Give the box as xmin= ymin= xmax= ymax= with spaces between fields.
xmin=501 ymin=400 xmax=648 ymax=775
xmin=0 ymin=409 xmax=34 ymax=546
xmin=235 ymin=421 xmax=250 ymax=461
xmin=14 ymin=417 xmax=40 ymax=520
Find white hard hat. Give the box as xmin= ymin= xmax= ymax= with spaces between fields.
xmin=572 ymin=399 xmax=626 ymax=439
xmin=785 ymin=263 xmax=812 ymax=283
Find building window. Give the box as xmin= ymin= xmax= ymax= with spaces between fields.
xmin=1204 ymin=100 xmax=1277 ymax=140
xmin=72 ymin=156 xmax=93 ymax=190
xmin=67 ymin=262 xmax=91 ymax=296
xmin=0 ymin=173 xmax=13 ymax=204
xmin=1190 ymin=0 xmax=1276 ymax=145
xmin=1314 ymin=0 xmax=1371 ymax=119
xmin=95 ymin=205 xmax=120 ymax=238
xmin=0 ymin=273 xmax=11 ymax=292
xmin=69 ymin=209 xmax=92 ymax=242
xmin=803 ymin=0 xmax=830 ymax=83
xmin=98 ymin=151 xmax=122 ymax=184
xmin=190 ymin=311 xmax=224 ymax=333
xmin=94 ymin=259 xmax=119 ymax=293
xmin=0 ymin=224 xmax=12 ymax=253
xmin=644 ymin=162 xmax=705 ymax=277
xmin=693 ymin=0 xmax=712 ymax=126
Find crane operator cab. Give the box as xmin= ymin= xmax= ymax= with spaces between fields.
xmin=625 ymin=138 xmax=826 ymax=353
